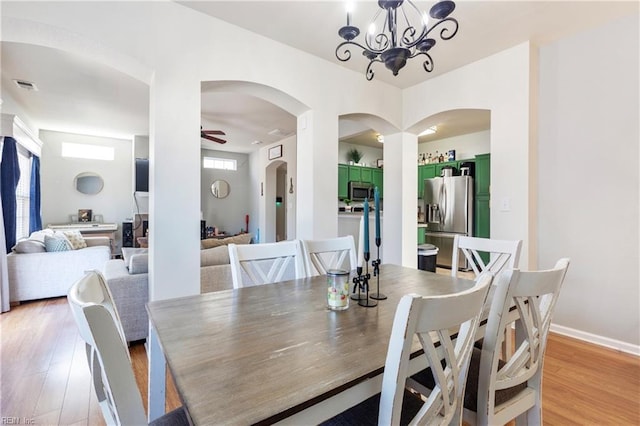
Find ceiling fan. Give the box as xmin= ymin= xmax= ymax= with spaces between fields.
xmin=200 ymin=127 xmax=227 ymax=144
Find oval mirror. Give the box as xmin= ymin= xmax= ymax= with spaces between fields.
xmin=74 ymin=172 xmax=104 ymax=195
xmin=211 ymin=180 xmax=230 ymax=199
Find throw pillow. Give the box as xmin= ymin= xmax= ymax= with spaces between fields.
xmin=28 ymin=229 xmax=55 ymax=243
xmin=200 ymin=238 xmax=226 ymax=250
xmin=12 ymin=239 xmax=46 ymax=253
xmin=200 ymin=245 xmax=230 ymax=267
xmin=44 ymin=235 xmax=71 ymax=252
xmin=63 ymin=230 xmax=87 ymax=250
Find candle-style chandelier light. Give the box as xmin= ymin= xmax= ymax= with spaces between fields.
xmin=335 ymin=0 xmax=459 ymax=81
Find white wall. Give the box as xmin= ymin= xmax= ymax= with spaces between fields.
xmin=538 ymin=14 xmax=639 ymax=350
xmin=404 ymin=43 xmax=534 ymax=269
xmin=338 ymin=141 xmax=383 ymax=168
xmin=418 ymin=130 xmax=490 ymax=162
xmin=200 ymin=149 xmax=251 ymax=235
xmin=39 ymin=130 xmax=133 ymax=250
xmin=258 ymin=135 xmax=297 ymax=243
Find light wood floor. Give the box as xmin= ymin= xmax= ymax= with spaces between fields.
xmin=2 ymin=297 xmax=638 ymax=425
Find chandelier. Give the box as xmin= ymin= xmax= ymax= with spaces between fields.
xmin=335 ymin=0 xmax=459 ymax=81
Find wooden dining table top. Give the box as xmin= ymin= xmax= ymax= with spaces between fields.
xmin=147 ymin=264 xmax=476 ymax=425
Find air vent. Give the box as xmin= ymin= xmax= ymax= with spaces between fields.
xmin=268 ymin=128 xmax=291 ymax=138
xmin=13 ymin=79 xmax=38 ymax=91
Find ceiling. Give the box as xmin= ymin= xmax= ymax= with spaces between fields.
xmin=2 ymin=1 xmax=637 ymax=152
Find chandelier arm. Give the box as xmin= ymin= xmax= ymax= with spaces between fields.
xmin=335 ymin=40 xmax=368 ymax=62
xmin=424 ymin=17 xmax=459 ymax=42
xmin=365 ymin=8 xmax=388 ymax=53
xmin=365 ymin=58 xmax=383 ymax=81
xmin=401 ymin=0 xmax=428 ymax=45
xmin=411 ymin=51 xmax=435 ymax=73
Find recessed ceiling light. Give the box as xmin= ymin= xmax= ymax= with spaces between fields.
xmin=13 ymin=79 xmax=38 ymax=91
xmin=251 ymin=140 xmax=263 ymax=145
xmin=419 ymin=126 xmax=437 ymax=136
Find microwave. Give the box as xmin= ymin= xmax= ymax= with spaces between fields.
xmin=348 ymin=181 xmax=374 ymax=201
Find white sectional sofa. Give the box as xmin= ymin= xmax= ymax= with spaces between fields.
xmin=7 ymin=237 xmax=111 ymax=303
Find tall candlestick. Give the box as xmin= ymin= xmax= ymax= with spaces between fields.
xmin=363 ymin=198 xmax=370 ymax=255
xmin=374 ymin=187 xmax=380 ymax=240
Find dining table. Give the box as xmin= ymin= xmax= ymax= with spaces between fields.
xmin=146 ymin=264 xmax=482 ymax=425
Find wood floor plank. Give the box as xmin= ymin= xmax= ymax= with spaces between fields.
xmin=33 ymin=361 xmax=72 ymax=418
xmin=57 ymin=334 xmax=92 ymax=425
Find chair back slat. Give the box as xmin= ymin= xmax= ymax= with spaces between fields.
xmin=452 ymin=236 xmax=522 ymax=280
xmin=228 ymin=240 xmax=306 ymax=288
xmin=302 ymin=236 xmax=357 ymax=276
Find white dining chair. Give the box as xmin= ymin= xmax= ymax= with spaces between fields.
xmin=67 ymin=271 xmax=189 ymax=426
xmin=322 ymin=273 xmax=493 ymax=426
xmin=228 ymin=240 xmax=307 ymax=289
xmin=452 ymin=235 xmax=522 ymax=359
xmin=451 ymin=235 xmax=522 ymax=279
xmin=462 ymin=258 xmax=570 ymax=425
xmin=301 ymin=235 xmax=358 ymax=276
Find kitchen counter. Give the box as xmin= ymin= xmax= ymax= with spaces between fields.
xmin=337 ymin=213 xmax=383 ymax=262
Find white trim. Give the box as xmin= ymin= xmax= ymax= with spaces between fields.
xmin=1 ymin=114 xmax=43 ymax=156
xmin=550 ymin=324 xmax=640 ymax=357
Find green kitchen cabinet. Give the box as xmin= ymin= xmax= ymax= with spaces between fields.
xmin=359 ymin=167 xmax=373 ymax=183
xmin=417 ymin=164 xmax=436 ymax=198
xmin=475 ymin=154 xmax=491 ymax=197
xmin=372 ymin=169 xmax=383 ymax=197
xmin=338 ymin=164 xmax=349 ymax=199
xmin=475 ymin=196 xmax=490 ymax=239
xmin=338 ymin=164 xmax=383 ymax=199
xmin=473 ymin=154 xmax=491 ymax=262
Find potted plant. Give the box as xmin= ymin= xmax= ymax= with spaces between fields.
xmin=346 ymin=148 xmax=363 ymax=165
xmin=343 ymin=198 xmax=352 ymax=212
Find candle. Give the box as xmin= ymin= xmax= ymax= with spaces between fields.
xmin=374 ymin=187 xmax=380 ymax=240
xmin=363 ymin=198 xmax=370 ymax=255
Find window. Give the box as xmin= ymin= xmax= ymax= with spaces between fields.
xmin=61 ymin=142 xmax=114 ymax=161
xmin=15 ymin=150 xmax=31 ymax=241
xmin=203 ymin=157 xmax=236 ymax=171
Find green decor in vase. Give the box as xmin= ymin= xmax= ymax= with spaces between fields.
xmin=347 ymin=148 xmax=363 ymax=165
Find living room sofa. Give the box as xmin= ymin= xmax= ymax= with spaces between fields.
xmin=103 ymin=234 xmax=251 ymax=342
xmin=7 ymin=236 xmax=111 ymax=303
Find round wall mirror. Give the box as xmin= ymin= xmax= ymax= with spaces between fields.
xmin=211 ymin=180 xmax=230 ymax=198
xmin=74 ymin=172 xmax=104 ymax=195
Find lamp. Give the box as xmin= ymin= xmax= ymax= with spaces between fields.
xmin=336 ymin=0 xmax=459 ymax=81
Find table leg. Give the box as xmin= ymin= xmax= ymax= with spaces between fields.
xmin=148 ymin=323 xmax=166 ymax=422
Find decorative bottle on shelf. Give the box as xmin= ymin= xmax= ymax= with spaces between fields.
xmin=438 ymin=152 xmax=445 ymax=163
xmin=427 ymin=153 xmax=432 ymax=164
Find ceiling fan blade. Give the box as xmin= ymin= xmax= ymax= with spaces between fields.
xmin=201 ymin=134 xmax=227 ymax=144
xmin=202 ymin=130 xmax=226 ymax=135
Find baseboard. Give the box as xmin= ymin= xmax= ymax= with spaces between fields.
xmin=550 ymin=323 xmax=640 ymax=356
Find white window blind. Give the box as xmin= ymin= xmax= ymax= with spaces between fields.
xmin=15 ymin=150 xmax=31 ymax=240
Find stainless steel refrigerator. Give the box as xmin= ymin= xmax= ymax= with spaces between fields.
xmin=422 ymin=175 xmax=474 ymax=270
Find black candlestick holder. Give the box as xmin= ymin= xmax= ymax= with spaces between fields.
xmin=357 ymin=251 xmax=377 ymax=308
xmin=351 ymin=266 xmax=368 ymax=301
xmin=370 ymin=237 xmax=386 ymax=300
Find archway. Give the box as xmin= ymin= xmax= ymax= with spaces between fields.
xmin=200 ymin=81 xmax=309 ymax=243
xmin=407 ymin=108 xmax=491 ymax=270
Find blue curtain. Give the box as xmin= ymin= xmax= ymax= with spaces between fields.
xmin=29 ymin=155 xmax=42 ymax=234
xmin=1 ymin=137 xmax=21 ymax=253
